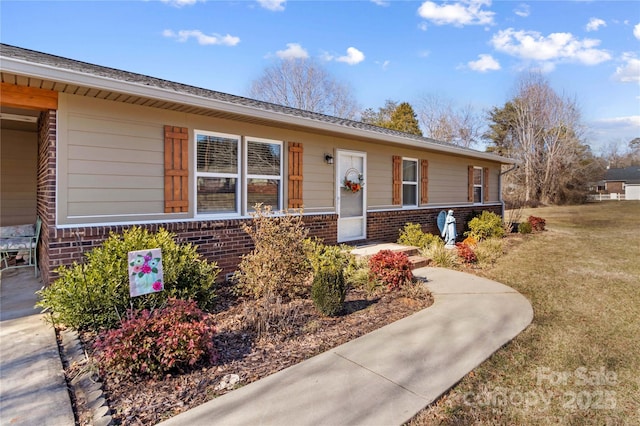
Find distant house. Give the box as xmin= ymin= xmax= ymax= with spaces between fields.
xmin=603 ymin=167 xmax=640 ymax=200
xmin=1 ymin=44 xmax=516 ymax=285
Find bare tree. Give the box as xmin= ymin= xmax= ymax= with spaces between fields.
xmin=248 ymin=58 xmax=360 ymax=120
xmin=416 ymin=94 xmax=483 ymax=148
xmin=486 ymin=72 xmax=591 ymax=205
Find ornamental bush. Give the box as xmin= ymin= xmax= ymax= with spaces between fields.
xmin=304 ymin=237 xmax=353 ymax=275
xmin=368 ymin=250 xmax=413 ymax=291
xmin=311 ymin=267 xmax=346 ymax=316
xmin=422 ymin=244 xmax=458 ymax=268
xmin=456 ymin=243 xmax=477 ymax=264
xmin=234 ymin=204 xmax=310 ymax=300
xmin=36 ymin=227 xmax=219 ymax=331
xmin=398 ymin=223 xmax=441 ymax=249
xmin=518 ymin=221 xmax=533 ymax=234
xmin=465 ymin=211 xmax=505 ymax=241
xmin=93 ymin=298 xmax=217 ymax=378
xmin=475 ymin=238 xmax=504 ymax=266
xmin=528 ymin=215 xmax=546 ymax=232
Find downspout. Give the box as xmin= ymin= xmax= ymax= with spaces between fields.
xmin=499 ymin=164 xmax=519 ymax=218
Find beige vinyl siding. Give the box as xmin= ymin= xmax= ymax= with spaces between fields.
xmin=56 ymin=94 xmax=504 ymax=225
xmin=0 ymin=129 xmax=37 ymax=226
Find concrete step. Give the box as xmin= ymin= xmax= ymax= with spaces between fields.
xmin=408 ymin=255 xmax=431 ymax=269
xmin=350 ymin=243 xmax=430 ymax=270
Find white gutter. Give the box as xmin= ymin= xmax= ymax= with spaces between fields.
xmin=2 ymin=55 xmax=516 ymax=164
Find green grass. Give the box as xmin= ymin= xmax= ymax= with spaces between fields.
xmin=410 ymin=202 xmax=640 ymax=425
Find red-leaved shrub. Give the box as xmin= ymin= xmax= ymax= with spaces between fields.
xmin=528 ymin=216 xmax=546 ymax=232
xmin=93 ymin=298 xmax=217 ymax=378
xmin=368 ymin=250 xmax=413 ymax=291
xmin=456 ymin=243 xmax=477 ymax=263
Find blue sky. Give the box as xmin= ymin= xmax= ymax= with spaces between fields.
xmin=2 ymin=0 xmax=639 ymax=154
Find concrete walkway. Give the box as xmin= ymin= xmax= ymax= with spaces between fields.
xmin=159 ymin=267 xmax=533 ymax=426
xmin=0 ymin=265 xmax=533 ymax=426
xmin=0 ymin=268 xmax=75 ymax=426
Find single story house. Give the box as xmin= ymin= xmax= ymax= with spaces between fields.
xmin=1 ymin=44 xmax=516 ymax=285
xmin=603 ymin=167 xmax=640 ymax=200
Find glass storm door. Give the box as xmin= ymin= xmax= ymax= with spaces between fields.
xmin=336 ymin=150 xmax=366 ymax=242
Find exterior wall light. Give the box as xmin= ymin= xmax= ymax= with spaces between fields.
xmin=324 ymin=154 xmax=334 ymax=164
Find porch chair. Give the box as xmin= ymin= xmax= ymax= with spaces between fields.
xmin=0 ymin=217 xmax=42 ymax=277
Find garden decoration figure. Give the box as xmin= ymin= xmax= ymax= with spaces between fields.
xmin=442 ymin=210 xmax=457 ymax=247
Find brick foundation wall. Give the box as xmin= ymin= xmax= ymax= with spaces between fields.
xmin=40 ymin=214 xmax=339 ymax=286
xmin=37 ymin=204 xmax=503 ymax=286
xmin=367 ymin=205 xmax=503 ymax=243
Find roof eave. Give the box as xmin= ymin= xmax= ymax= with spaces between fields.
xmin=2 ymin=56 xmax=516 ymax=164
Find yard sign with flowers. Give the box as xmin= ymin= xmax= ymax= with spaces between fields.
xmin=128 ymin=248 xmax=164 ymax=297
xmin=343 ymin=168 xmax=364 ymax=193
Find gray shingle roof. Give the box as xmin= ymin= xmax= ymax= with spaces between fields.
xmin=604 ymin=166 xmax=640 ymax=184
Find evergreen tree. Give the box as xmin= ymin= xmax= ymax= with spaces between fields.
xmin=389 ymin=102 xmax=422 ymax=136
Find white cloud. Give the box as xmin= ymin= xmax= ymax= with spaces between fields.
xmin=586 ymin=17 xmax=606 ymax=32
xmin=257 ymin=0 xmax=286 ymax=11
xmin=634 ymin=23 xmax=640 ymax=40
xmin=468 ymin=54 xmax=501 ymax=72
xmin=370 ymin=0 xmax=389 ymax=6
xmin=514 ymin=3 xmax=530 ymax=18
xmin=595 ymin=116 xmax=640 ymax=128
xmin=491 ymin=28 xmax=611 ymax=66
xmin=613 ymin=52 xmax=640 ymax=83
xmin=160 ymin=0 xmax=202 ymax=7
xmin=336 ymin=47 xmax=365 ymax=65
xmin=276 ymin=43 xmax=309 ymax=60
xmin=417 ymin=0 xmax=495 ymax=27
xmin=163 ymin=29 xmax=240 ymax=46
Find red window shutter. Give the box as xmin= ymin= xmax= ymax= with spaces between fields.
xmin=420 ymin=159 xmax=429 ymax=204
xmin=483 ymin=167 xmax=490 ymax=203
xmin=393 ymin=155 xmax=402 ymax=205
xmin=164 ymin=125 xmax=189 ymax=213
xmin=468 ymin=165 xmax=474 ymax=202
xmin=288 ymin=142 xmax=303 ymax=208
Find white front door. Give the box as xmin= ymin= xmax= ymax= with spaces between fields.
xmin=336 ymin=150 xmax=366 ymax=242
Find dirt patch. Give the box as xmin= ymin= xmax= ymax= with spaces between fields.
xmin=71 ymin=283 xmax=433 ymax=425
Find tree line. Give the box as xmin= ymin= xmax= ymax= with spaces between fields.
xmin=248 ymin=58 xmax=639 ymax=207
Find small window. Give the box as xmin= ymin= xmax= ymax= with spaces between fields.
xmin=402 ymin=158 xmax=418 ymax=206
xmin=196 ymin=131 xmax=240 ymax=215
xmin=473 ymin=167 xmax=483 ymax=204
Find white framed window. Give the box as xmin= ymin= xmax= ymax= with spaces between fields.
xmin=473 ymin=166 xmax=483 ymax=204
xmin=402 ymin=158 xmax=418 ymax=206
xmin=245 ymin=137 xmax=283 ymax=212
xmin=195 ymin=130 xmax=283 ymax=216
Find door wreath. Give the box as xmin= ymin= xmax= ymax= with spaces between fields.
xmin=343 ymin=168 xmax=364 ymax=193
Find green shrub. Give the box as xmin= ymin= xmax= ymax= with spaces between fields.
xmin=465 ymin=211 xmax=505 ymax=241
xmin=475 ymin=238 xmax=504 ymax=266
xmin=368 ymin=250 xmax=413 ymax=291
xmin=343 ymin=257 xmax=382 ymax=294
xmin=234 ymin=204 xmax=310 ymax=300
xmin=36 ymin=227 xmax=219 ymax=331
xmin=311 ymin=267 xmax=346 ymax=316
xmin=93 ymin=298 xmax=217 ymax=379
xmin=398 ymin=223 xmax=441 ymax=248
xmin=518 ymin=221 xmax=533 ymax=234
xmin=304 ymin=238 xmax=353 ymax=275
xmin=422 ymin=244 xmax=459 ymax=268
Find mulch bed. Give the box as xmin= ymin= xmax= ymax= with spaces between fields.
xmin=70 ymin=282 xmax=433 ymax=425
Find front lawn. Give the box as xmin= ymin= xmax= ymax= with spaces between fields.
xmin=410 ymin=201 xmax=640 ymax=425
